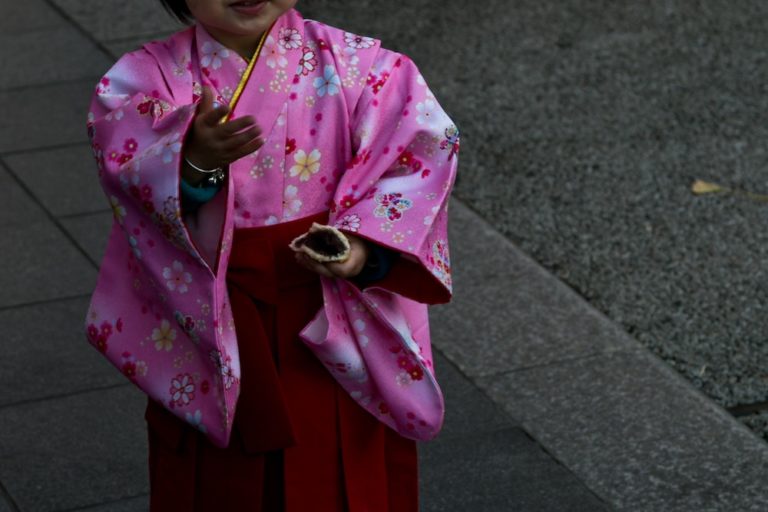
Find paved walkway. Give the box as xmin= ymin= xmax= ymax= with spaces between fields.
xmin=0 ymin=1 xmax=766 ymax=511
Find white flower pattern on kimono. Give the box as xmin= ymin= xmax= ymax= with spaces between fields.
xmin=163 ymin=260 xmax=192 ymax=293
xmin=282 ymin=184 xmax=303 ymax=218
xmin=415 ymin=99 xmax=439 ymax=126
xmin=210 ymin=350 xmax=237 ymax=391
xmin=278 ymin=27 xmax=303 ymax=50
xmin=344 ymin=32 xmax=375 ymax=49
xmin=396 ymin=371 xmax=413 ymax=387
xmin=186 ymin=409 xmax=208 ymax=433
xmin=169 ymin=373 xmax=195 ymax=406
xmin=128 ymin=235 xmax=141 ymax=259
xmin=264 ymin=36 xmax=288 ymax=68
xmin=200 ymin=41 xmax=229 ymax=70
xmin=335 ymin=213 xmax=361 ymax=232
xmin=220 ymin=86 xmax=234 ymax=101
xmin=313 ymin=66 xmax=341 ymax=97
xmin=152 ymin=319 xmax=177 ymax=352
xmin=289 ymin=149 xmax=321 ymax=181
xmin=157 ymin=132 xmax=182 ymax=163
xmin=297 ymin=47 xmax=318 ymax=76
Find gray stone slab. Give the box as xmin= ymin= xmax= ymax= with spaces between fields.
xmin=0 ymin=297 xmax=127 ymax=408
xmin=431 ymin=349 xmax=516 ymax=440
xmin=0 ymin=27 xmax=111 ymax=90
xmin=0 ymin=494 xmax=13 ymax=512
xmin=420 ymin=427 xmax=610 ymax=512
xmin=52 ymin=0 xmax=183 ymax=42
xmin=454 ymin=132 xmax=768 ymax=410
xmin=5 ymin=145 xmax=109 ymax=218
xmin=478 ymin=350 xmax=768 ymax=511
xmin=73 ymin=495 xmax=149 ymax=512
xmin=0 ymin=81 xmax=93 ymax=153
xmin=0 ymin=0 xmax=66 ymax=33
xmin=0 ymin=222 xmax=96 ymax=308
xmin=431 ymin=200 xmax=634 ymax=378
xmin=0 ymin=386 xmax=147 ymax=512
xmin=61 ymin=211 xmax=112 ymax=265
xmin=740 ymin=410 xmax=768 ymax=443
xmin=0 ymin=165 xmax=46 ymax=227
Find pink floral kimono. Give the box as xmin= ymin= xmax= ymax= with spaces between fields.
xmin=86 ymin=8 xmax=458 ymax=456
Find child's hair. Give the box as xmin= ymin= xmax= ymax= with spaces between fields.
xmin=159 ymin=0 xmax=192 ymax=23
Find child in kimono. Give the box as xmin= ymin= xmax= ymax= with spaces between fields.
xmin=85 ymin=0 xmax=459 ymax=510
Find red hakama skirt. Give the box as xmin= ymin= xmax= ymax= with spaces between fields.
xmin=144 ymin=211 xmax=418 ymax=511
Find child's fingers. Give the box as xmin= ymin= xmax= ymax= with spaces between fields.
xmin=201 ymin=105 xmax=230 ymax=127
xmin=199 ymin=87 xmax=213 ymax=111
xmin=221 ymin=127 xmax=262 ymax=151
xmin=219 ymin=116 xmax=258 ymax=135
xmin=197 ymin=87 xmax=219 ymax=117
xmin=228 ymin=137 xmax=265 ymax=161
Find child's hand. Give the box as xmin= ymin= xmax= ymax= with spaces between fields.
xmin=294 ymin=234 xmax=370 ymax=279
xmin=184 ymin=87 xmax=264 ymax=171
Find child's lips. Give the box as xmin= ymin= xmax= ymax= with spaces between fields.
xmin=229 ymin=1 xmax=268 ymax=16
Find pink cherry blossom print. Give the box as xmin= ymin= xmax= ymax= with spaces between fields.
xmin=156 ymin=133 xmax=182 ymax=163
xmin=279 ymin=28 xmax=303 ymax=50
xmin=415 ymin=99 xmax=439 ymax=126
xmin=265 ymin=36 xmax=288 ymax=69
xmin=163 ymin=260 xmax=192 ymax=293
xmin=282 ymin=185 xmax=303 ymax=219
xmin=335 ymin=214 xmax=361 ymax=232
xmin=200 ymin=41 xmax=229 ymax=70
xmin=169 ymin=373 xmax=195 ymax=407
xmin=344 ymin=32 xmax=375 ymax=50
xmin=297 ymin=47 xmax=318 ymax=76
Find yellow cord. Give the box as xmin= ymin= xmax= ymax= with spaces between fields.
xmin=222 ymin=22 xmax=274 ymax=123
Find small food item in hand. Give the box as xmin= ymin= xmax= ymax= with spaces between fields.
xmin=289 ymin=223 xmax=351 ymax=262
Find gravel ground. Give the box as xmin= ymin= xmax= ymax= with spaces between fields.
xmin=303 ymin=0 xmax=768 ymax=438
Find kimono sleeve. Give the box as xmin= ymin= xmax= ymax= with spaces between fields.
xmin=330 ymin=49 xmax=459 ymax=304
xmin=87 ymin=49 xmax=209 ymax=269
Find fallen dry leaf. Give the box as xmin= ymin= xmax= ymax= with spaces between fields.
xmin=691 ymin=180 xmax=726 ymax=195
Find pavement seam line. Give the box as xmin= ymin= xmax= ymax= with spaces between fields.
xmin=517 ymin=428 xmax=614 ymax=508
xmin=430 ymin=344 xmax=615 ymax=505
xmin=449 ymin=195 xmax=768 ymax=443
xmin=0 ymin=293 xmax=92 ymax=313
xmin=58 ymin=209 xmax=112 ymax=220
xmin=0 ymin=140 xmax=91 ymax=158
xmin=0 ymin=159 xmax=101 ymax=270
xmin=0 ymin=480 xmax=21 ymax=512
xmin=464 ymin=346 xmax=643 ymax=380
xmin=41 ymin=0 xmax=115 ymax=61
xmin=56 ymin=493 xmax=149 ymax=512
xmin=0 ymin=76 xmax=103 ymax=95
xmin=0 ymin=382 xmax=132 ymax=412
xmin=442 ymin=196 xmax=768 ymax=506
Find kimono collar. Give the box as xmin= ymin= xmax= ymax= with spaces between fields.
xmin=193 ymin=9 xmax=305 ymax=132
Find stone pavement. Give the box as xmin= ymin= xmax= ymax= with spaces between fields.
xmin=0 ymin=1 xmax=767 ymax=511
